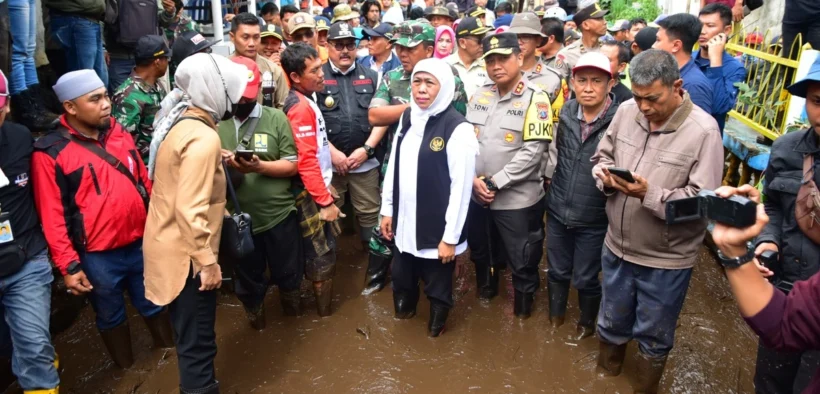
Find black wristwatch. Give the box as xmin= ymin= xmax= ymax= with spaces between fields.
xmin=66 ymin=261 xmax=82 ymax=275
xmin=363 ymin=144 xmax=375 ymax=158
xmin=484 ymin=177 xmax=499 ymax=192
xmin=716 ymin=243 xmax=755 ymax=269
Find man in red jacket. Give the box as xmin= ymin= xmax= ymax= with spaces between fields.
xmin=31 ymin=70 xmax=173 ymax=369
xmin=281 ymin=43 xmax=342 ymax=317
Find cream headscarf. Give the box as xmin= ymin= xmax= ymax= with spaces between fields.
xmin=148 ymin=53 xmax=248 ymax=178
xmin=407 ymin=57 xmax=456 ymax=134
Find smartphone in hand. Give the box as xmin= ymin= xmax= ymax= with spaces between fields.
xmin=607 ymin=167 xmax=636 ymax=183
xmin=235 ymin=149 xmax=254 ymax=162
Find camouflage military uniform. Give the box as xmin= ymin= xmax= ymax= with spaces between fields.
xmin=111 ymin=72 xmax=166 ymax=163
xmin=362 ymin=19 xmax=469 ymax=292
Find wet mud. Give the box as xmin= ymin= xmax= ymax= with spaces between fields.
xmin=39 ymin=235 xmax=758 ymax=393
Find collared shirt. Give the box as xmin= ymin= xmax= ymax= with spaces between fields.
xmin=694 ymin=49 xmax=747 ymax=132
xmin=231 ymin=103 xmax=262 ymax=137
xmin=553 ymin=38 xmax=602 ymax=79
xmin=444 ymin=53 xmax=488 ymax=99
xmin=577 ymin=96 xmax=612 ymax=142
xmin=361 ymin=51 xmax=401 ymax=83
xmin=111 ymin=71 xmax=166 ymax=162
xmin=680 ymin=57 xmax=714 ymax=116
xmin=329 ymin=59 xmax=355 ymax=76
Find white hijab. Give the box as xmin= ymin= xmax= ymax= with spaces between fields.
xmin=147 ymin=53 xmax=248 ymax=178
xmin=408 ymin=57 xmax=456 ymax=135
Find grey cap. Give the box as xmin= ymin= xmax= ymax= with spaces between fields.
xmin=53 ymin=69 xmax=105 ymax=102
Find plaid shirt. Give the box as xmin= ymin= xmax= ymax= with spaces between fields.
xmin=577 ymin=96 xmax=613 ymax=142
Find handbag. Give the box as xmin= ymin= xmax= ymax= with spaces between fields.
xmin=795 ymin=154 xmax=820 ymax=244
xmin=220 ymin=160 xmax=255 ymax=260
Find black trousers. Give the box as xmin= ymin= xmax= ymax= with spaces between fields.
xmin=754 ymin=338 xmax=820 ymax=393
xmin=392 ymin=251 xmax=456 ymax=308
xmin=169 ymin=267 xmax=218 ymax=392
xmin=782 ymin=18 xmax=820 ymax=59
xmin=234 ymin=212 xmax=303 ymax=308
xmin=467 ymin=201 xmax=544 ymax=294
xmin=545 ymin=217 xmax=606 ymax=296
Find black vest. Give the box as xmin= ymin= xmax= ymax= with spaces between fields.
xmin=316 ymin=63 xmax=377 ymax=156
xmin=392 ymin=106 xmax=468 ymax=250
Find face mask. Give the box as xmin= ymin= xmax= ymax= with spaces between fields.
xmin=235 ymin=101 xmax=256 ymax=120
xmin=357 ymin=48 xmax=370 ymax=59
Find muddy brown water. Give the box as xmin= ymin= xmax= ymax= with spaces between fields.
xmin=41 ymin=235 xmax=758 ymax=394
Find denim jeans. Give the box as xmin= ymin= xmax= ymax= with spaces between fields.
xmin=107 ymin=57 xmax=135 ymax=92
xmin=596 ymin=245 xmax=692 ymax=357
xmin=49 ymin=13 xmax=108 ymax=87
xmin=80 ymin=240 xmax=162 ymax=330
xmin=0 ymin=250 xmax=59 ymax=390
xmin=8 ymin=0 xmax=39 ymax=94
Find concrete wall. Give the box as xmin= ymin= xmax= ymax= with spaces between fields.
xmin=655 ymin=0 xmax=785 ymax=36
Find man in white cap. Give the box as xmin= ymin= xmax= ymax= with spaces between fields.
xmin=32 ymin=69 xmax=173 ymax=370
xmin=546 ymin=52 xmax=618 ymax=341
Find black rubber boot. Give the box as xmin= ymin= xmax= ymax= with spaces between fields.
xmin=427 ymin=302 xmax=449 ymax=337
xmin=10 ymin=89 xmax=58 ymax=132
xmin=244 ymin=302 xmax=266 ymax=330
xmin=513 ymin=290 xmax=534 ymax=319
xmin=99 ymin=321 xmax=134 ymax=369
xmin=280 ymin=289 xmax=302 ymax=316
xmin=596 ymin=341 xmax=627 ymax=377
xmin=180 ymin=380 xmax=220 ymax=394
xmin=143 ymin=309 xmax=175 ymax=348
xmin=574 ymin=293 xmax=601 ymax=340
xmin=393 ymin=291 xmax=418 ymax=319
xmin=475 ymin=262 xmax=499 ymax=300
xmin=634 ymin=352 xmax=668 ymax=393
xmin=362 ymin=253 xmax=390 ymax=295
xmin=547 ymin=280 xmax=569 ymax=328
xmin=313 ymin=279 xmax=333 ymax=317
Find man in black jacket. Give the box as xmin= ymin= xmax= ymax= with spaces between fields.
xmin=546 ymin=52 xmax=618 ymax=340
xmin=0 ymin=70 xmax=60 ymax=393
xmin=751 ymin=55 xmax=820 ymax=394
xmin=317 ymin=22 xmax=383 ymax=249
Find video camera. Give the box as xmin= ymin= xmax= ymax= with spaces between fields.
xmin=665 ymin=190 xmax=757 ymax=228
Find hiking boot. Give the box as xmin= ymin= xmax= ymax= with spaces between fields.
xmin=99 ymin=321 xmax=134 ymax=369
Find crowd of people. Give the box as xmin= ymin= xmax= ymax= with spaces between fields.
xmin=1 ymin=0 xmax=820 ymax=393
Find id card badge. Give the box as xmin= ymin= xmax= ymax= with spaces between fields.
xmin=0 ymin=211 xmax=13 ymax=244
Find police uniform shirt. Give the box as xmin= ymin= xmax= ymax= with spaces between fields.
xmin=445 ymin=53 xmax=488 ymax=100
xmin=468 ymin=79 xmax=553 ymax=210
xmin=553 ymin=39 xmax=602 ymax=79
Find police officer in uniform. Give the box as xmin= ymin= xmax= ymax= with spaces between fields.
xmin=553 ymin=2 xmax=609 ymax=80
xmin=467 ymin=33 xmax=554 ymax=318
xmin=316 ymin=22 xmax=383 ymax=247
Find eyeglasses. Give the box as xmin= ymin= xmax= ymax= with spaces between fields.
xmin=292 ymin=30 xmax=315 ymax=41
xmin=331 ymin=42 xmax=357 ymax=51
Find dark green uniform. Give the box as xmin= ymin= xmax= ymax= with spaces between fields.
xmin=111 ymin=72 xmax=166 ymax=163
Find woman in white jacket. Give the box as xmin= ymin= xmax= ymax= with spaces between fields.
xmin=379 ymin=58 xmax=478 ymax=337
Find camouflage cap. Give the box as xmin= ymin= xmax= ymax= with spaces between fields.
xmin=391 ymin=20 xmax=435 ymax=48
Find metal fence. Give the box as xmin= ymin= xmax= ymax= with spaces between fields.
xmin=725 ymin=27 xmax=808 ymax=141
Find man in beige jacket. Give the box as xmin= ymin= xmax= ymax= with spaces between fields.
xmin=590 ymin=49 xmax=724 ymax=394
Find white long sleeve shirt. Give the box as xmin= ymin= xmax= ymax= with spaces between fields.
xmin=380 ymin=122 xmax=478 ymax=259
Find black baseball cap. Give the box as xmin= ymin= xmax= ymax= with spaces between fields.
xmin=573 ymin=1 xmax=608 ymax=25
xmin=134 ymin=35 xmax=172 ymax=62
xmin=327 ymin=21 xmax=357 ymax=41
xmin=362 ymin=23 xmax=393 ymax=39
xmin=171 ymin=31 xmax=217 ymax=66
xmin=456 ymin=17 xmax=491 ymax=39
xmin=633 ymin=26 xmax=658 ymax=51
xmin=481 ymin=32 xmax=518 ymax=60
xmin=465 ymin=6 xmax=486 ymax=17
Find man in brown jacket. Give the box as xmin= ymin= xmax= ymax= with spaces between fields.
xmin=590 ymin=49 xmax=723 ymax=394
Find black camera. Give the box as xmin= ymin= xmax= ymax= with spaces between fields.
xmin=665 ymin=190 xmax=757 ymax=227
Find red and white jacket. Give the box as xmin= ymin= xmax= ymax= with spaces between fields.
xmin=284 ymin=90 xmax=334 ymax=207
